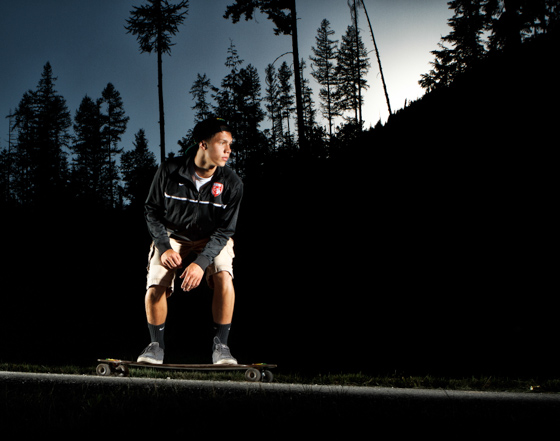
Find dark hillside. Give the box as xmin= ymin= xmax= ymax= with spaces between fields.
xmin=352 ymin=30 xmax=558 ymax=377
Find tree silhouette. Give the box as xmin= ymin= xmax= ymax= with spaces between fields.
xmin=101 ymin=83 xmax=129 ymax=207
xmin=71 ymin=95 xmax=106 ymax=205
xmin=336 ymin=25 xmax=370 ymax=124
xmin=120 ymin=129 xmax=157 ymax=209
xmin=11 ymin=63 xmax=71 ymax=206
xmin=212 ymin=42 xmax=265 ymax=177
xmin=264 ymin=63 xmax=282 ymax=150
xmin=125 ymin=0 xmax=189 ymax=163
xmin=190 ymin=73 xmax=215 ymax=123
xmin=277 ymin=60 xmax=295 ymax=146
xmin=420 ymin=1 xmax=487 ymax=91
xmin=310 ymin=18 xmax=339 ymax=138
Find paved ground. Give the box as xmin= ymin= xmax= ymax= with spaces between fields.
xmin=2 ymin=370 xmax=559 ymax=436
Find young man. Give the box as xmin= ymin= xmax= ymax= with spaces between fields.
xmin=137 ymin=117 xmax=243 ymax=365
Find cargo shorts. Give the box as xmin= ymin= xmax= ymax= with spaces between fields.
xmin=146 ymin=236 xmax=235 ymax=294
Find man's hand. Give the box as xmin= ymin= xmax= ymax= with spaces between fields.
xmin=180 ymin=263 xmax=204 ymax=292
xmin=160 ymin=249 xmax=182 ymax=269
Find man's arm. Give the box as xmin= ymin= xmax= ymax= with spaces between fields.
xmin=145 ymin=163 xmax=173 ymax=255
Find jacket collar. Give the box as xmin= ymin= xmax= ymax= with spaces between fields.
xmin=178 ymin=149 xmax=222 ymax=183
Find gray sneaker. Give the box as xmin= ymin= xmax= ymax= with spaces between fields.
xmin=137 ymin=342 xmax=164 ymax=364
xmin=212 ymin=337 xmax=237 ymax=365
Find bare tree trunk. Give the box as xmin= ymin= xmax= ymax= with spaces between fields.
xmin=361 ymin=0 xmax=392 ymax=116
xmin=157 ymin=47 xmax=166 ymax=163
xmin=351 ymin=0 xmax=363 ymax=125
xmin=290 ymin=0 xmax=307 ymax=153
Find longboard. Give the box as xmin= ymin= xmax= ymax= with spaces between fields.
xmin=96 ymin=358 xmax=276 ymax=382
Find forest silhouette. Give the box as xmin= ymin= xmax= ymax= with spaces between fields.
xmin=2 ymin=1 xmax=557 ymax=378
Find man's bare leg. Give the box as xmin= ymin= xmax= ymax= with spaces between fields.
xmin=211 ymin=271 xmax=237 ymax=364
xmin=146 ymin=285 xmax=169 ymax=325
xmin=212 ymin=271 xmax=235 ymax=325
xmin=137 ymin=285 xmax=169 ymax=364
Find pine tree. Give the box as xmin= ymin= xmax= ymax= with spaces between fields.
xmin=277 ymin=61 xmax=295 ymax=146
xmin=71 ymin=95 xmax=107 ymax=205
xmin=190 ymin=73 xmax=215 ymax=123
xmin=336 ymin=25 xmax=370 ymax=124
xmin=299 ymin=59 xmax=316 ymax=130
xmin=236 ymin=63 xmax=265 ymax=175
xmin=120 ymin=129 xmax=157 ymax=208
xmin=101 ymin=83 xmax=129 ymax=208
xmin=10 ymin=91 xmax=36 ymax=205
xmin=213 ymin=42 xmax=264 ymax=176
xmin=11 ymin=63 xmax=71 ymax=206
xmin=264 ymin=63 xmax=282 ymax=150
xmin=310 ymin=19 xmax=339 ymax=138
xmin=213 ymin=40 xmax=244 ymax=130
xmin=126 ymin=0 xmax=189 ymax=163
xmin=421 ymin=0 xmax=487 ymax=91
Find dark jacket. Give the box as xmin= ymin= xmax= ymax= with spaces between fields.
xmin=144 ymin=151 xmax=243 ymax=271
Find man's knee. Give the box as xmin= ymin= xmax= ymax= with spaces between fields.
xmin=146 ymin=285 xmax=170 ymax=302
xmin=211 ymin=271 xmax=233 ymax=289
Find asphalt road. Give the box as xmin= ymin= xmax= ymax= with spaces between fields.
xmin=2 ymin=370 xmax=559 ymax=436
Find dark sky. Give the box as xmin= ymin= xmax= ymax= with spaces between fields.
xmin=1 ymin=0 xmax=451 ymax=160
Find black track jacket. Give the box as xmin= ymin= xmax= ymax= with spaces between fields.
xmin=144 ymin=151 xmax=243 ymax=272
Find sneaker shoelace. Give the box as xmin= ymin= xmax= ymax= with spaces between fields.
xmin=143 ymin=342 xmax=159 ymax=355
xmin=216 ymin=343 xmax=231 ymax=357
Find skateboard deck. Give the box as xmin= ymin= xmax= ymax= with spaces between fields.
xmin=96 ymin=358 xmax=277 ymax=382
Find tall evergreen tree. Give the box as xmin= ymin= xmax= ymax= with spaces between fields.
xmin=11 ymin=63 xmax=71 ymax=206
xmin=178 ymin=73 xmax=217 ymax=153
xmin=213 ymin=42 xmax=265 ymax=176
xmin=264 ymin=63 xmax=282 ymax=150
xmin=277 ymin=60 xmax=295 ymax=146
xmin=126 ymin=0 xmax=189 ymax=163
xmin=190 ymin=73 xmax=215 ymax=123
xmin=213 ymin=40 xmax=244 ymax=129
xmin=120 ymin=129 xmax=157 ymax=209
xmin=10 ymin=91 xmax=35 ymax=205
xmin=420 ymin=1 xmax=487 ymax=91
xmin=71 ymin=95 xmax=111 ymax=205
xmin=336 ymin=25 xmax=370 ymax=124
xmin=299 ymin=59 xmax=316 ymax=130
xmin=310 ymin=18 xmax=339 ymax=138
xmin=101 ymin=83 xmax=129 ymax=208
xmin=236 ymin=63 xmax=265 ymax=175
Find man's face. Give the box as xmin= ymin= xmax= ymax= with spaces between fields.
xmin=202 ymin=131 xmax=233 ymax=167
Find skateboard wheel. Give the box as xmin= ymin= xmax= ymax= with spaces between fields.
xmin=262 ymin=370 xmax=274 ymax=383
xmin=96 ymin=363 xmax=112 ymax=376
xmin=245 ymin=368 xmax=261 ymax=382
xmin=114 ymin=364 xmax=129 ymax=377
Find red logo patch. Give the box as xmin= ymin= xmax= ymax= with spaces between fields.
xmin=212 ymin=182 xmax=224 ymax=197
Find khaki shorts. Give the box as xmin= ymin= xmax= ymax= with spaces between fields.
xmin=146 ymin=236 xmax=235 ymax=293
